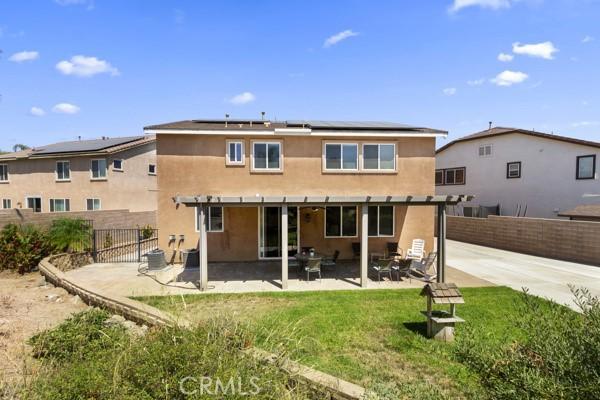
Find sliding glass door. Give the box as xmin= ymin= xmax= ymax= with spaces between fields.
xmin=259 ymin=207 xmax=298 ymax=259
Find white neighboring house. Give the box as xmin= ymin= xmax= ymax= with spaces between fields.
xmin=435 ymin=127 xmax=600 ymax=219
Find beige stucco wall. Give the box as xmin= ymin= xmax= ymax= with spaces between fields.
xmin=157 ymin=134 xmax=436 ymax=262
xmin=0 ymin=142 xmax=156 ymax=213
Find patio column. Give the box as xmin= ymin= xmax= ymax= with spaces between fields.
xmin=198 ymin=205 xmax=208 ymax=291
xmin=436 ymin=204 xmax=446 ymax=283
xmin=360 ymin=204 xmax=368 ymax=288
xmin=281 ymin=205 xmax=288 ymax=290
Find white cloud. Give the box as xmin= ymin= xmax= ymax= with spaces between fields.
xmin=443 ymin=87 xmax=457 ymax=96
xmin=56 ymin=55 xmax=119 ymax=77
xmin=467 ymin=78 xmax=485 ymax=86
xmin=497 ymin=52 xmax=513 ymax=62
xmin=323 ymin=30 xmax=359 ymax=48
xmin=55 ymin=0 xmax=94 ymax=8
xmin=29 ymin=107 xmax=45 ymax=117
xmin=9 ymin=51 xmax=39 ymax=62
xmin=582 ymin=35 xmax=594 ymax=43
xmin=52 ymin=103 xmax=80 ymax=114
xmin=449 ymin=0 xmax=510 ymax=13
xmin=229 ymin=92 xmax=256 ymax=105
xmin=571 ymin=121 xmax=599 ymax=128
xmin=490 ymin=70 xmax=528 ymax=86
xmin=512 ymin=41 xmax=558 ymax=60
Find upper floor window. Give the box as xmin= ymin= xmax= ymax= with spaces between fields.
xmin=226 ymin=140 xmax=245 ymax=165
xmin=148 ymin=164 xmax=157 ymax=175
xmin=252 ymin=141 xmax=281 ymax=171
xmin=2 ymin=199 xmax=11 ymax=209
xmin=91 ymin=159 xmax=107 ymax=180
xmin=113 ymin=159 xmax=123 ymax=171
xmin=368 ymin=206 xmax=394 ymax=237
xmin=0 ymin=164 xmax=8 ymax=182
xmin=324 ymin=143 xmax=358 ymax=171
xmin=576 ymin=155 xmax=596 ymax=180
xmin=436 ymin=167 xmax=466 ymax=185
xmin=86 ymin=198 xmax=101 ymax=211
xmin=56 ymin=161 xmax=71 ymax=181
xmin=196 ymin=206 xmax=224 ymax=232
xmin=49 ymin=198 xmax=70 ymax=212
xmin=363 ymin=144 xmax=395 ymax=171
xmin=479 ymin=144 xmax=493 ymax=157
xmin=325 ymin=206 xmax=357 ymax=237
xmin=507 ymin=161 xmax=521 ymax=179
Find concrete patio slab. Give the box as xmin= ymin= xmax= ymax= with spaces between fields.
xmin=65 ymin=260 xmax=492 ymax=298
xmin=446 ymin=240 xmax=600 ymax=310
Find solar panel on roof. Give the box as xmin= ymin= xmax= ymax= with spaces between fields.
xmin=286 ymin=120 xmax=418 ymax=129
xmin=32 ymin=136 xmax=143 ymax=155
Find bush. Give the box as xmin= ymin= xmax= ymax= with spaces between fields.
xmin=48 ymin=218 xmax=92 ymax=253
xmin=0 ymin=224 xmax=55 ymax=274
xmin=455 ymin=287 xmax=600 ymax=400
xmin=24 ymin=311 xmax=312 ymax=399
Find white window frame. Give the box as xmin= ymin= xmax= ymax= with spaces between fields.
xmin=368 ymin=206 xmax=395 ymax=237
xmin=324 ymin=206 xmax=358 ymax=238
xmin=0 ymin=164 xmax=8 ymax=183
xmin=322 ymin=142 xmax=359 ymax=172
xmin=86 ymin=198 xmax=101 ymax=211
xmin=251 ymin=140 xmax=283 ymax=172
xmin=2 ymin=199 xmax=11 ymax=209
xmin=90 ymin=159 xmax=107 ymax=180
xmin=195 ymin=206 xmax=224 ymax=233
xmin=112 ymin=159 xmax=124 ymax=172
xmin=148 ymin=164 xmax=157 ymax=175
xmin=361 ymin=143 xmax=396 ymax=172
xmin=55 ymin=160 xmax=71 ymax=181
xmin=49 ymin=198 xmax=70 ymax=213
xmin=478 ymin=144 xmax=493 ymax=157
xmin=226 ymin=140 xmax=245 ymax=166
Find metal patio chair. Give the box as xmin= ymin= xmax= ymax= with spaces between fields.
xmin=305 ymin=258 xmax=322 ymax=281
xmin=372 ymin=258 xmax=394 ymax=282
xmin=407 ymin=251 xmax=437 ymax=283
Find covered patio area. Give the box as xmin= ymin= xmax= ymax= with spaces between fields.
xmin=174 ymin=194 xmax=472 ymax=291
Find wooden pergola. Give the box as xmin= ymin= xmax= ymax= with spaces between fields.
xmin=173 ymin=194 xmax=473 ymax=291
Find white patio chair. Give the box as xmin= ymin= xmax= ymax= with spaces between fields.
xmin=406 ymin=239 xmax=425 ymax=261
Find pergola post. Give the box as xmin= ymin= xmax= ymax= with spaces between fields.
xmin=360 ymin=204 xmax=369 ymax=288
xmin=281 ymin=205 xmax=288 ymax=290
xmin=436 ymin=204 xmax=447 ymax=283
xmin=198 ymin=205 xmax=208 ymax=291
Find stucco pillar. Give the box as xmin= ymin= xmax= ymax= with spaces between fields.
xmin=281 ymin=205 xmax=288 ymax=290
xmin=198 ymin=205 xmax=208 ymax=291
xmin=360 ymin=204 xmax=369 ymax=288
xmin=436 ymin=204 xmax=446 ymax=283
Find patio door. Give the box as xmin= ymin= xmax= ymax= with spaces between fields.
xmin=26 ymin=197 xmax=42 ymax=213
xmin=259 ymin=206 xmax=298 ymax=259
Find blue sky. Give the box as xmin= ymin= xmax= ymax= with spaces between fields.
xmin=0 ymin=0 xmax=599 ymax=150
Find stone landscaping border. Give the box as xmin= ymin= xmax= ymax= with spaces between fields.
xmin=38 ymin=256 xmax=366 ymax=400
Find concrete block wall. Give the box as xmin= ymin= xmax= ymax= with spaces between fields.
xmin=447 ymin=215 xmax=600 ymax=266
xmin=0 ymin=209 xmax=156 ymax=230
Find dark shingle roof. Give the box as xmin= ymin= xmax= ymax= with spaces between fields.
xmin=437 ymin=127 xmax=600 ymax=153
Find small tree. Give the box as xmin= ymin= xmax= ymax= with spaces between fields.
xmin=12 ymin=143 xmax=30 ymax=152
xmin=48 ymin=218 xmax=92 ymax=253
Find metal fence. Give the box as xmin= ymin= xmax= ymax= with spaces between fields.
xmin=91 ymin=228 xmax=159 ymax=263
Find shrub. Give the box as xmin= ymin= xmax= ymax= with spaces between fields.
xmin=0 ymin=224 xmax=55 ymax=274
xmin=48 ymin=218 xmax=92 ymax=253
xmin=140 ymin=224 xmax=155 ymax=240
xmin=455 ymin=287 xmax=600 ymax=400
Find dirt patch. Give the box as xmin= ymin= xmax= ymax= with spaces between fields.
xmin=0 ymin=270 xmax=88 ymax=385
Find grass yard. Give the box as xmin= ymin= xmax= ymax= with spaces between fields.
xmin=138 ymin=286 xmax=546 ymax=399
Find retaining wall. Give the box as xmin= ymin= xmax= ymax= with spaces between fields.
xmin=0 ymin=209 xmax=156 ymax=230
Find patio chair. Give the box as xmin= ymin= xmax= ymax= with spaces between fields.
xmin=386 ymin=242 xmax=403 ymax=259
xmin=406 ymin=239 xmax=426 ymax=261
xmin=321 ymin=250 xmax=340 ymax=276
xmin=305 ymin=258 xmax=322 ymax=281
xmin=407 ymin=251 xmax=437 ymax=283
xmin=351 ymin=242 xmax=361 ymax=260
xmin=371 ymin=258 xmax=394 ymax=282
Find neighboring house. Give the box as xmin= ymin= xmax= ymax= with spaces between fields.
xmin=435 ymin=127 xmax=600 ymax=219
xmin=144 ymin=119 xmax=465 ymax=290
xmin=558 ymin=204 xmax=600 ymax=222
xmin=0 ymin=135 xmax=157 ymax=213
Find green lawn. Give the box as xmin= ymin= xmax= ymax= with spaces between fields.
xmin=138 ymin=287 xmax=543 ymax=399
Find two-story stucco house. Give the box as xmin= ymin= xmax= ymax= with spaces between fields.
xmin=435 ymin=127 xmax=600 ymax=219
xmin=0 ymin=135 xmax=157 ymax=213
xmin=144 ymin=119 xmax=468 ymax=290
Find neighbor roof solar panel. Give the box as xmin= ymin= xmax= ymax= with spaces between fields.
xmin=32 ymin=136 xmax=143 ymax=155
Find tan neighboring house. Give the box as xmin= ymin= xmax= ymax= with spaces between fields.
xmin=144 ymin=119 xmax=468 ymax=290
xmin=0 ymin=135 xmax=157 ymax=213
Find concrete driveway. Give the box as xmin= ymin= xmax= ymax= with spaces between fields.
xmin=447 ymin=239 xmax=600 ymax=310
